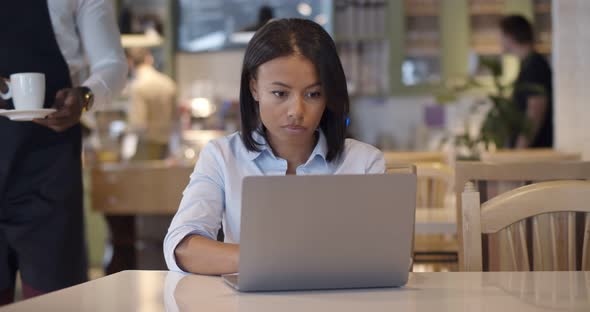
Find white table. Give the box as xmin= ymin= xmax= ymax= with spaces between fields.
xmin=2 ymin=271 xmax=589 ymax=311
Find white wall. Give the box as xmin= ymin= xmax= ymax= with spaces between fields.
xmin=349 ymin=96 xmax=431 ymax=149
xmin=176 ymin=51 xmax=244 ymax=102
xmin=553 ymin=0 xmax=590 ymax=160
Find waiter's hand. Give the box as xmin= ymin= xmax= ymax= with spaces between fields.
xmin=0 ymin=78 xmax=8 ymax=109
xmin=33 ymin=87 xmax=84 ymax=132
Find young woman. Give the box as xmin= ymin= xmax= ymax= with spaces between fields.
xmin=164 ymin=18 xmax=385 ymax=275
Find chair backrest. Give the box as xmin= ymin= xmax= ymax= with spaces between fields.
xmin=455 ymin=161 xmax=590 ymax=196
xmin=455 ymin=161 xmax=590 ymax=269
xmin=416 ymin=163 xmax=454 ymax=208
xmin=384 ymin=151 xmax=452 ymax=209
xmin=480 ymin=149 xmax=580 ymax=163
xmin=387 ymin=161 xmax=452 ymax=208
xmin=383 ymin=151 xmax=447 ymax=166
xmin=385 ymin=163 xmax=416 ymax=175
xmin=461 ymin=180 xmax=590 ymax=272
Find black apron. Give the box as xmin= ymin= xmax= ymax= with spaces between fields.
xmin=0 ymin=0 xmax=87 ymax=292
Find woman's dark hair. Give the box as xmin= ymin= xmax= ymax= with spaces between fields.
xmin=239 ymin=18 xmax=349 ymax=162
xmin=500 ymin=15 xmax=534 ymax=44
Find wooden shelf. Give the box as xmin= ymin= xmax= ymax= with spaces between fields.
xmin=334 ymin=0 xmax=552 ymax=95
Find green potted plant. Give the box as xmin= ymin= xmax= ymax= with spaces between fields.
xmin=437 ymin=57 xmax=542 ymax=160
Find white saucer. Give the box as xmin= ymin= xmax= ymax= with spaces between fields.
xmin=0 ymin=109 xmax=56 ymax=121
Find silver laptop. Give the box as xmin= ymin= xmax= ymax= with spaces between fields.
xmin=222 ymin=173 xmax=417 ymax=292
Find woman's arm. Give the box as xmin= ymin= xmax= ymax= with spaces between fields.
xmin=163 ymin=141 xmax=233 ymax=274
xmin=175 ymin=235 xmax=239 ymax=275
xmin=366 ymin=149 xmax=386 ymax=174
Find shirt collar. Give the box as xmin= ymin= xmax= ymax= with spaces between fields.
xmin=244 ymin=130 xmax=328 ymax=163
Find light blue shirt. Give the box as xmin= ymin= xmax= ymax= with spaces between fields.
xmin=164 ymin=131 xmax=385 ymax=272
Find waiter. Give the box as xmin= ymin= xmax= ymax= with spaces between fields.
xmin=500 ymin=15 xmax=553 ymax=148
xmin=0 ymin=0 xmax=127 ymax=304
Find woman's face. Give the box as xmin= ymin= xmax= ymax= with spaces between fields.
xmin=250 ymin=54 xmax=326 ymax=146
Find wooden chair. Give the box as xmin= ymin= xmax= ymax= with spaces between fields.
xmin=385 ymin=163 xmax=416 ymax=175
xmin=388 ymin=162 xmax=456 ymax=266
xmin=387 ymin=159 xmax=453 ymax=209
xmin=461 ymin=180 xmax=590 ymax=271
xmin=414 ymin=163 xmax=456 ymax=265
xmin=455 ymin=161 xmax=590 ymax=270
xmin=383 ymin=151 xmax=447 ymax=166
xmin=384 ymin=151 xmax=452 ymax=209
xmin=415 ymin=162 xmax=454 ymax=209
xmin=455 ymin=161 xmax=590 ymax=203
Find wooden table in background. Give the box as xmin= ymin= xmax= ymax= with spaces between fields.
xmin=90 ymin=161 xmax=194 ymax=273
xmin=92 ymin=161 xmax=460 ymax=273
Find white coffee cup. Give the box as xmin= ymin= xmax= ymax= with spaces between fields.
xmin=0 ymin=73 xmax=45 ymax=110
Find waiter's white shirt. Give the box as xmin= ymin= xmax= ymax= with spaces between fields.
xmin=48 ymin=0 xmax=127 ymax=108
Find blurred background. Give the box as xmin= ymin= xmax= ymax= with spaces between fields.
xmin=83 ymin=0 xmax=589 ymax=279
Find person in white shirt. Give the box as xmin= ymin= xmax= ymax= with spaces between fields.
xmin=126 ymin=48 xmax=177 ymax=160
xmin=0 ymin=0 xmax=126 ymax=304
xmin=164 ymin=18 xmax=385 ymax=275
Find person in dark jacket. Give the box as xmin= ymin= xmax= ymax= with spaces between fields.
xmin=500 ymin=14 xmax=553 ymax=148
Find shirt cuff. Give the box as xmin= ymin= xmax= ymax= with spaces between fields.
xmin=82 ymin=78 xmax=110 ymax=111
xmin=81 ymin=62 xmax=128 ymax=111
xmin=163 ymin=226 xmax=215 ymax=273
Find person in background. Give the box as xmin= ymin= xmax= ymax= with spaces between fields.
xmin=500 ymin=14 xmax=553 ymax=148
xmin=164 ymin=18 xmax=385 ymax=275
xmin=126 ymin=48 xmax=177 ymax=160
xmin=0 ymin=0 xmax=127 ymax=305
